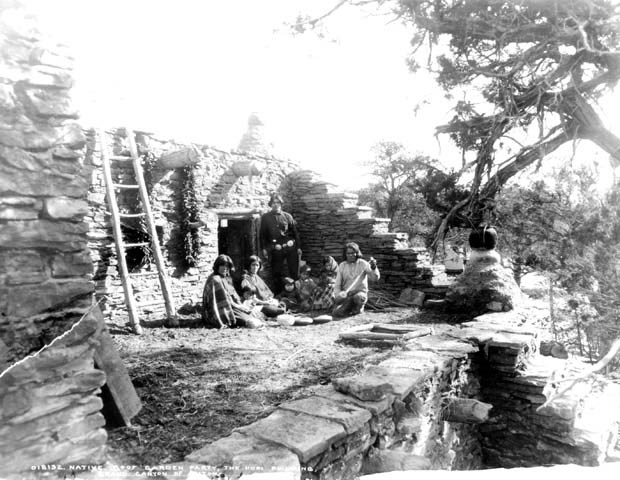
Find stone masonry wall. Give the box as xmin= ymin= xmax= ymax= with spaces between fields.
xmin=161 ymin=302 xmax=620 ymax=480
xmin=0 ymin=0 xmax=93 ymax=367
xmin=283 ymin=170 xmax=449 ymax=298
xmin=182 ymin=331 xmax=483 ymax=480
xmin=0 ymin=1 xmax=108 ymax=474
xmin=86 ymin=130 xmax=299 ymax=322
xmin=0 ymin=312 xmax=107 ymax=477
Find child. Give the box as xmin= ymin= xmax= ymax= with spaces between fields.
xmin=241 ymin=285 xmax=265 ymax=319
xmin=277 ymin=277 xmax=299 ymax=311
xmin=311 ymin=267 xmax=337 ymax=311
xmin=295 ymin=264 xmax=317 ymax=312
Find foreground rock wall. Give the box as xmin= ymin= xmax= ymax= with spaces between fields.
xmin=86 ymin=132 xmax=298 ymax=321
xmin=0 ymin=2 xmax=108 ymax=473
xmin=179 ymin=326 xmax=486 ymax=480
xmin=0 ymin=1 xmax=93 ymax=367
xmin=0 ymin=312 xmax=107 ymax=477
xmin=170 ymin=303 xmax=620 ymax=480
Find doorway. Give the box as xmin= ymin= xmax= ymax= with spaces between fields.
xmin=217 ymin=215 xmax=260 ymax=286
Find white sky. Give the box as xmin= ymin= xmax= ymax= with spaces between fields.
xmin=27 ymin=0 xmax=620 ymax=190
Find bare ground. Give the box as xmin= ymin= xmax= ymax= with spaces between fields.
xmin=103 ymin=307 xmax=468 ymax=466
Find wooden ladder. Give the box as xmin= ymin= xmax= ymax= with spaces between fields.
xmin=98 ymin=128 xmax=177 ymax=334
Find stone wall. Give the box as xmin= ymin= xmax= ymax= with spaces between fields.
xmin=0 ymin=312 xmax=107 ymax=477
xmin=0 ymin=0 xmax=108 ymax=474
xmin=159 ymin=302 xmax=620 ymax=480
xmin=283 ymin=170 xmax=449 ymax=298
xmin=0 ymin=0 xmax=93 ymax=368
xmin=86 ymin=130 xmax=299 ymax=321
xmin=87 ymin=140 xmax=452 ymax=324
xmin=182 ymin=331 xmax=483 ymax=480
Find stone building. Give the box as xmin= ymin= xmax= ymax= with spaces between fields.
xmin=0 ymin=1 xmax=446 ymax=474
xmin=86 ymin=130 xmax=448 ymax=324
xmin=3 ymin=2 xmax=620 ymax=478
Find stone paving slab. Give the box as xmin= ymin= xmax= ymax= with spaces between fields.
xmin=395 ymin=349 xmax=455 ymax=371
xmin=458 ymin=321 xmax=540 ymax=338
xmin=404 ymin=335 xmax=478 ymax=356
xmin=453 ymin=326 xmax=536 ymax=349
xmin=236 ymin=409 xmax=346 ymax=463
xmin=361 ymin=366 xmax=424 ymax=399
xmin=185 ymin=431 xmax=300 ymax=474
xmin=279 ymin=395 xmax=371 ymax=434
xmin=332 ymin=374 xmax=394 ymax=402
xmin=308 ymin=384 xmax=395 ymax=416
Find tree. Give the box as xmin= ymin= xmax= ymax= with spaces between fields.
xmin=358 ymin=142 xmax=457 ymax=245
xmin=300 ymin=0 xmax=620 ymax=246
xmin=495 ymin=164 xmax=620 ymax=359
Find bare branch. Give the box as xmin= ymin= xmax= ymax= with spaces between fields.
xmin=536 ymin=337 xmax=620 ymax=411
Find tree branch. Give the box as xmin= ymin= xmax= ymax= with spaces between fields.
xmin=536 ymin=337 xmax=620 ymax=412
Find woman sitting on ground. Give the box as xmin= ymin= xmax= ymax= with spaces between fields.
xmin=240 ymin=255 xmax=285 ymax=318
xmin=202 ymin=254 xmax=263 ymax=329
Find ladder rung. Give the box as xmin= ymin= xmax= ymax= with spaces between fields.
xmin=113 ymin=183 xmax=139 ymax=189
xmin=119 ymin=213 xmax=147 ymax=218
xmin=109 ymin=155 xmax=133 ymax=161
xmin=129 ymin=271 xmax=160 ymax=277
xmin=124 ymin=242 xmax=150 ymax=248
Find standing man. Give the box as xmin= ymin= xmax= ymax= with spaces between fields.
xmin=260 ymin=193 xmax=301 ymax=293
xmin=333 ymin=242 xmax=380 ymax=317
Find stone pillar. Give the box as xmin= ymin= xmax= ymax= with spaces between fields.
xmin=0 ymin=1 xmax=107 ymax=474
xmin=237 ymin=112 xmax=273 ymax=156
xmin=0 ymin=0 xmax=93 ymax=366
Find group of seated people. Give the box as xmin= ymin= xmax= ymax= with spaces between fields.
xmin=201 ymin=242 xmax=380 ymax=329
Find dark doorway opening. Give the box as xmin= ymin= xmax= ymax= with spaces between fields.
xmin=217 ymin=216 xmax=260 ymax=286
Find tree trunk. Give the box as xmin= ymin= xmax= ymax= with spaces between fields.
xmin=442 ymin=398 xmax=492 ymax=424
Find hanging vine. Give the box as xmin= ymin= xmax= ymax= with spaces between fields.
xmin=179 ymin=165 xmax=201 ymax=268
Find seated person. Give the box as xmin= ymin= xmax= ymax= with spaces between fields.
xmin=240 ymin=255 xmax=285 ymax=318
xmin=241 ymin=285 xmax=267 ymax=319
xmin=277 ymin=277 xmax=299 ymax=311
xmin=310 ymin=266 xmax=337 ymax=311
xmin=332 ymin=242 xmax=380 ymax=317
xmin=295 ymin=264 xmax=317 ymax=312
xmin=202 ymin=255 xmax=264 ymax=329
xmin=321 ymin=255 xmax=339 ymax=275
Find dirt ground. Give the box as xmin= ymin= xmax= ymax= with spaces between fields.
xmin=103 ymin=306 xmax=467 ymax=467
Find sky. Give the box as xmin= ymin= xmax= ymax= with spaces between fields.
xmin=29 ymin=0 xmax=458 ymax=189
xmin=27 ymin=0 xmax=620 ymax=191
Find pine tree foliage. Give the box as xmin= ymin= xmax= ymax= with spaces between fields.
xmin=307 ymin=0 xmax=620 ymax=244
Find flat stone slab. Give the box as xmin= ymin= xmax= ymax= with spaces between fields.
xmin=361 ymin=366 xmax=423 ymax=399
xmin=395 ymin=349 xmax=454 ymax=370
xmin=461 ymin=320 xmax=540 ymax=338
xmin=236 ymin=409 xmax=346 ymax=463
xmin=309 ymin=384 xmax=394 ymax=416
xmin=185 ymin=431 xmax=300 ymax=475
xmin=279 ymin=396 xmax=371 ymax=434
xmin=405 ymin=335 xmax=478 ymax=357
xmin=452 ymin=326 xmax=536 ymax=350
xmin=332 ymin=374 xmax=394 ymax=402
